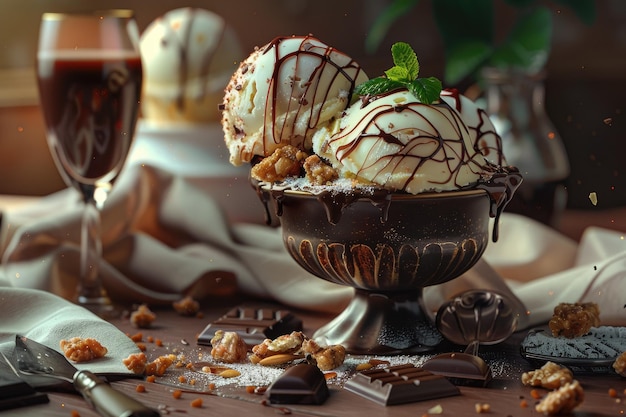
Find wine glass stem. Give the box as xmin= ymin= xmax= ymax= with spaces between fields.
xmin=77 ymin=194 xmax=107 ymax=305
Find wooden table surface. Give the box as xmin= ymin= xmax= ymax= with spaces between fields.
xmin=2 ymin=297 xmax=625 ymax=417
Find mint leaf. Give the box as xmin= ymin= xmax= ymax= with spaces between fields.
xmin=354 ymin=42 xmax=442 ymax=104
xmin=385 ymin=65 xmax=411 ymax=82
xmin=409 ymin=77 xmax=443 ymax=104
xmin=391 ymin=42 xmax=419 ymax=80
xmin=354 ymin=77 xmax=405 ymax=96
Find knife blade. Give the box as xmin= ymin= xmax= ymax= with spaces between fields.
xmin=14 ymin=335 xmax=159 ymax=417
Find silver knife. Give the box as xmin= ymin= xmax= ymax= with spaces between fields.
xmin=13 ymin=335 xmax=159 ymax=417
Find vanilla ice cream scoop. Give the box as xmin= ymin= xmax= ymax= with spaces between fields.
xmin=312 ymin=89 xmax=487 ymax=194
xmin=140 ymin=7 xmax=243 ymax=123
xmin=222 ymin=35 xmax=368 ymax=166
xmin=441 ymin=89 xmax=507 ymax=166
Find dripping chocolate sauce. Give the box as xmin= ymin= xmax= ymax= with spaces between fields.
xmin=253 ymin=162 xmax=522 ymax=243
xmin=249 ymin=83 xmax=521 ymax=244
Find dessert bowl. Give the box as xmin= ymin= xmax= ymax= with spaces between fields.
xmin=267 ymin=186 xmax=494 ymax=354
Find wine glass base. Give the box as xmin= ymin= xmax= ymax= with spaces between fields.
xmin=76 ymin=295 xmax=121 ymax=319
xmin=313 ymin=288 xmax=443 ymax=355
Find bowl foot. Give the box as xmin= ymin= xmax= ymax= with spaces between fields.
xmin=313 ymin=289 xmax=443 ymax=355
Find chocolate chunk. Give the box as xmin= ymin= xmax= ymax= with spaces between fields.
xmin=344 ymin=363 xmax=460 ymax=406
xmin=266 ymin=364 xmax=329 ymax=405
xmin=197 ymin=306 xmax=303 ymax=347
xmin=422 ymin=352 xmax=492 ymax=386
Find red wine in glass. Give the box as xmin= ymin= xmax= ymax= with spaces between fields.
xmin=37 ymin=52 xmax=142 ymax=187
xmin=36 ymin=11 xmax=142 ymax=316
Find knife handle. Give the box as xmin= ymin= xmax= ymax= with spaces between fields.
xmin=74 ymin=370 xmax=160 ymax=417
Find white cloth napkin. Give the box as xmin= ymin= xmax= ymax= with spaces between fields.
xmin=0 ymin=122 xmax=624 ymax=330
xmin=0 ymin=287 xmax=139 ymax=377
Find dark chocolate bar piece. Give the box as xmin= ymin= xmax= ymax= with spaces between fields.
xmin=344 ymin=363 xmax=460 ymax=406
xmin=266 ymin=364 xmax=329 ymax=405
xmin=197 ymin=306 xmax=303 ymax=347
xmin=422 ymin=352 xmax=492 ymax=386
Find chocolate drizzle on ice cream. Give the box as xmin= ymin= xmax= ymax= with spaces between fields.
xmin=222 ymin=35 xmax=368 ymax=165
xmin=227 ymin=36 xmax=522 ymax=242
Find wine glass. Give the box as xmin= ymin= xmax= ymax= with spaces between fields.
xmin=36 ymin=10 xmax=142 ymax=316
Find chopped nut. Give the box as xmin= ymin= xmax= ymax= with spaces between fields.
xmin=548 ymin=302 xmax=600 ymax=338
xmin=130 ymin=304 xmax=156 ymax=329
xmin=144 ymin=354 xmax=176 ymax=376
xmin=613 ymin=351 xmax=626 ymax=377
xmin=535 ymin=380 xmax=584 ymax=415
xmin=301 ymin=339 xmax=346 ymax=371
xmin=122 ymin=352 xmax=148 ymax=375
xmin=60 ymin=337 xmax=108 ymax=363
xmin=303 ymin=154 xmax=338 ymax=185
xmin=522 ymin=361 xmax=574 ymax=390
xmin=251 ymin=145 xmax=308 ymax=182
xmin=250 ymin=331 xmax=305 ymax=361
xmin=210 ymin=330 xmax=248 ymax=363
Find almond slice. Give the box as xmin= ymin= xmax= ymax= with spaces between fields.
xmin=258 ymin=353 xmax=303 ymax=366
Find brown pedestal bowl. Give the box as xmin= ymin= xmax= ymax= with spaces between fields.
xmin=269 ymin=187 xmax=494 ymax=354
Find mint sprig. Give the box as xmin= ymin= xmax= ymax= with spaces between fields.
xmin=354 ymin=42 xmax=442 ymax=104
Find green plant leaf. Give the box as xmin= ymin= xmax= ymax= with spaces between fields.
xmin=444 ymin=40 xmax=493 ymax=85
xmin=433 ymin=0 xmax=493 ymax=50
xmin=364 ymin=0 xmax=420 ymax=54
xmin=354 ymin=77 xmax=406 ymax=97
xmin=409 ymin=77 xmax=443 ymax=104
xmin=489 ymin=6 xmax=552 ymax=72
xmin=391 ymin=42 xmax=419 ymax=80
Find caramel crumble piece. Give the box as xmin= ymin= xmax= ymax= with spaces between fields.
xmin=303 ymin=154 xmax=338 ymax=185
xmin=251 ymin=145 xmax=308 ymax=182
xmin=130 ymin=304 xmax=156 ymax=329
xmin=173 ymin=296 xmax=200 ymax=316
xmin=522 ymin=361 xmax=574 ymax=390
xmin=60 ymin=337 xmax=107 ymax=363
xmin=474 ymin=403 xmax=491 ymax=413
xmin=548 ymin=302 xmax=600 ymax=338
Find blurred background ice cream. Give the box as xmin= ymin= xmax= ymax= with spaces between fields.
xmin=139 ymin=7 xmax=243 ymax=124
